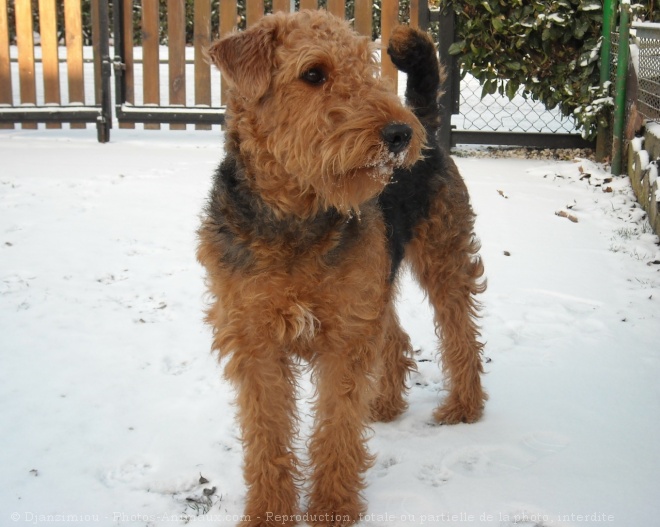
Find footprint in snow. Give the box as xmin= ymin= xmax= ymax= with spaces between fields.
xmin=520 ymin=431 xmax=570 ymax=457
xmin=162 ymin=356 xmax=192 ymax=376
xmin=99 ymin=458 xmax=154 ymax=489
xmin=440 ymin=431 xmax=569 ymax=479
xmin=418 ymin=463 xmax=451 ymax=487
xmin=498 ymin=508 xmax=554 ymax=527
xmin=373 ymin=455 xmax=401 ymax=479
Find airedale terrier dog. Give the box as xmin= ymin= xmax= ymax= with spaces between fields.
xmin=197 ymin=10 xmax=486 ymax=526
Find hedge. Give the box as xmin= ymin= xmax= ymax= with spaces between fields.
xmin=442 ymin=0 xmax=609 ymax=138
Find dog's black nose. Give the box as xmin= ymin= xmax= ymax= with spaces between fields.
xmin=381 ymin=123 xmax=413 ymax=154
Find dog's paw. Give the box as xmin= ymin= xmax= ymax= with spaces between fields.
xmin=307 ymin=495 xmax=366 ymax=527
xmin=433 ymin=398 xmax=485 ymax=425
xmin=306 ymin=507 xmax=362 ymax=527
xmin=240 ymin=512 xmax=298 ymax=527
xmin=370 ymin=395 xmax=407 ymax=423
xmin=242 ymin=486 xmax=300 ymax=527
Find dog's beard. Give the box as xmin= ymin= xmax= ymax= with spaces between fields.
xmin=360 ymin=147 xmax=410 ymax=184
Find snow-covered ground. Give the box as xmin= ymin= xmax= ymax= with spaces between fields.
xmin=1 ymin=127 xmax=659 ymax=526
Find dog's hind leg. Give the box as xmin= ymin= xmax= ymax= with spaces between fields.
xmin=406 ymin=172 xmax=487 ymax=424
xmin=388 ymin=24 xmax=486 ymax=424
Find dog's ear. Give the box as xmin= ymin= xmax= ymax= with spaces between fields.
xmin=207 ymin=23 xmax=279 ymax=100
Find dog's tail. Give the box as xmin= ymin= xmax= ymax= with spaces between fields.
xmin=387 ymin=26 xmax=446 ymax=133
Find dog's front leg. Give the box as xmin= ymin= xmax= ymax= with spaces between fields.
xmin=224 ymin=348 xmax=300 ymax=527
xmin=307 ymin=335 xmax=378 ymax=527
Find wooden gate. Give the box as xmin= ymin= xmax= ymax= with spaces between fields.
xmin=0 ymin=1 xmax=421 ymax=139
xmin=0 ymin=0 xmax=112 ymax=142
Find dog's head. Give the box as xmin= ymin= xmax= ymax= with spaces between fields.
xmin=207 ymin=10 xmax=424 ymax=217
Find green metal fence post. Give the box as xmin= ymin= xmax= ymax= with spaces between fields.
xmin=612 ymin=1 xmax=630 ymax=176
xmin=596 ymin=0 xmax=617 ymax=161
xmin=600 ymin=0 xmax=615 ymax=86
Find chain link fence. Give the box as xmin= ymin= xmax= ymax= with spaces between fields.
xmin=450 ymin=25 xmax=660 ymax=140
xmin=636 ymin=26 xmax=660 ymax=122
xmin=611 ymin=31 xmax=620 ymax=85
xmin=451 ymin=74 xmax=579 ymax=134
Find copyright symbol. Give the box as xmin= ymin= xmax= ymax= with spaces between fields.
xmin=11 ymin=512 xmax=20 ymax=521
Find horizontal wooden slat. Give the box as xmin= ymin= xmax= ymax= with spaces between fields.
xmin=115 ymin=105 xmax=225 ymax=125
xmin=0 ymin=105 xmax=103 ymax=122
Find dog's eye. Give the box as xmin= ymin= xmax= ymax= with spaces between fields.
xmin=301 ymin=67 xmax=326 ymax=86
